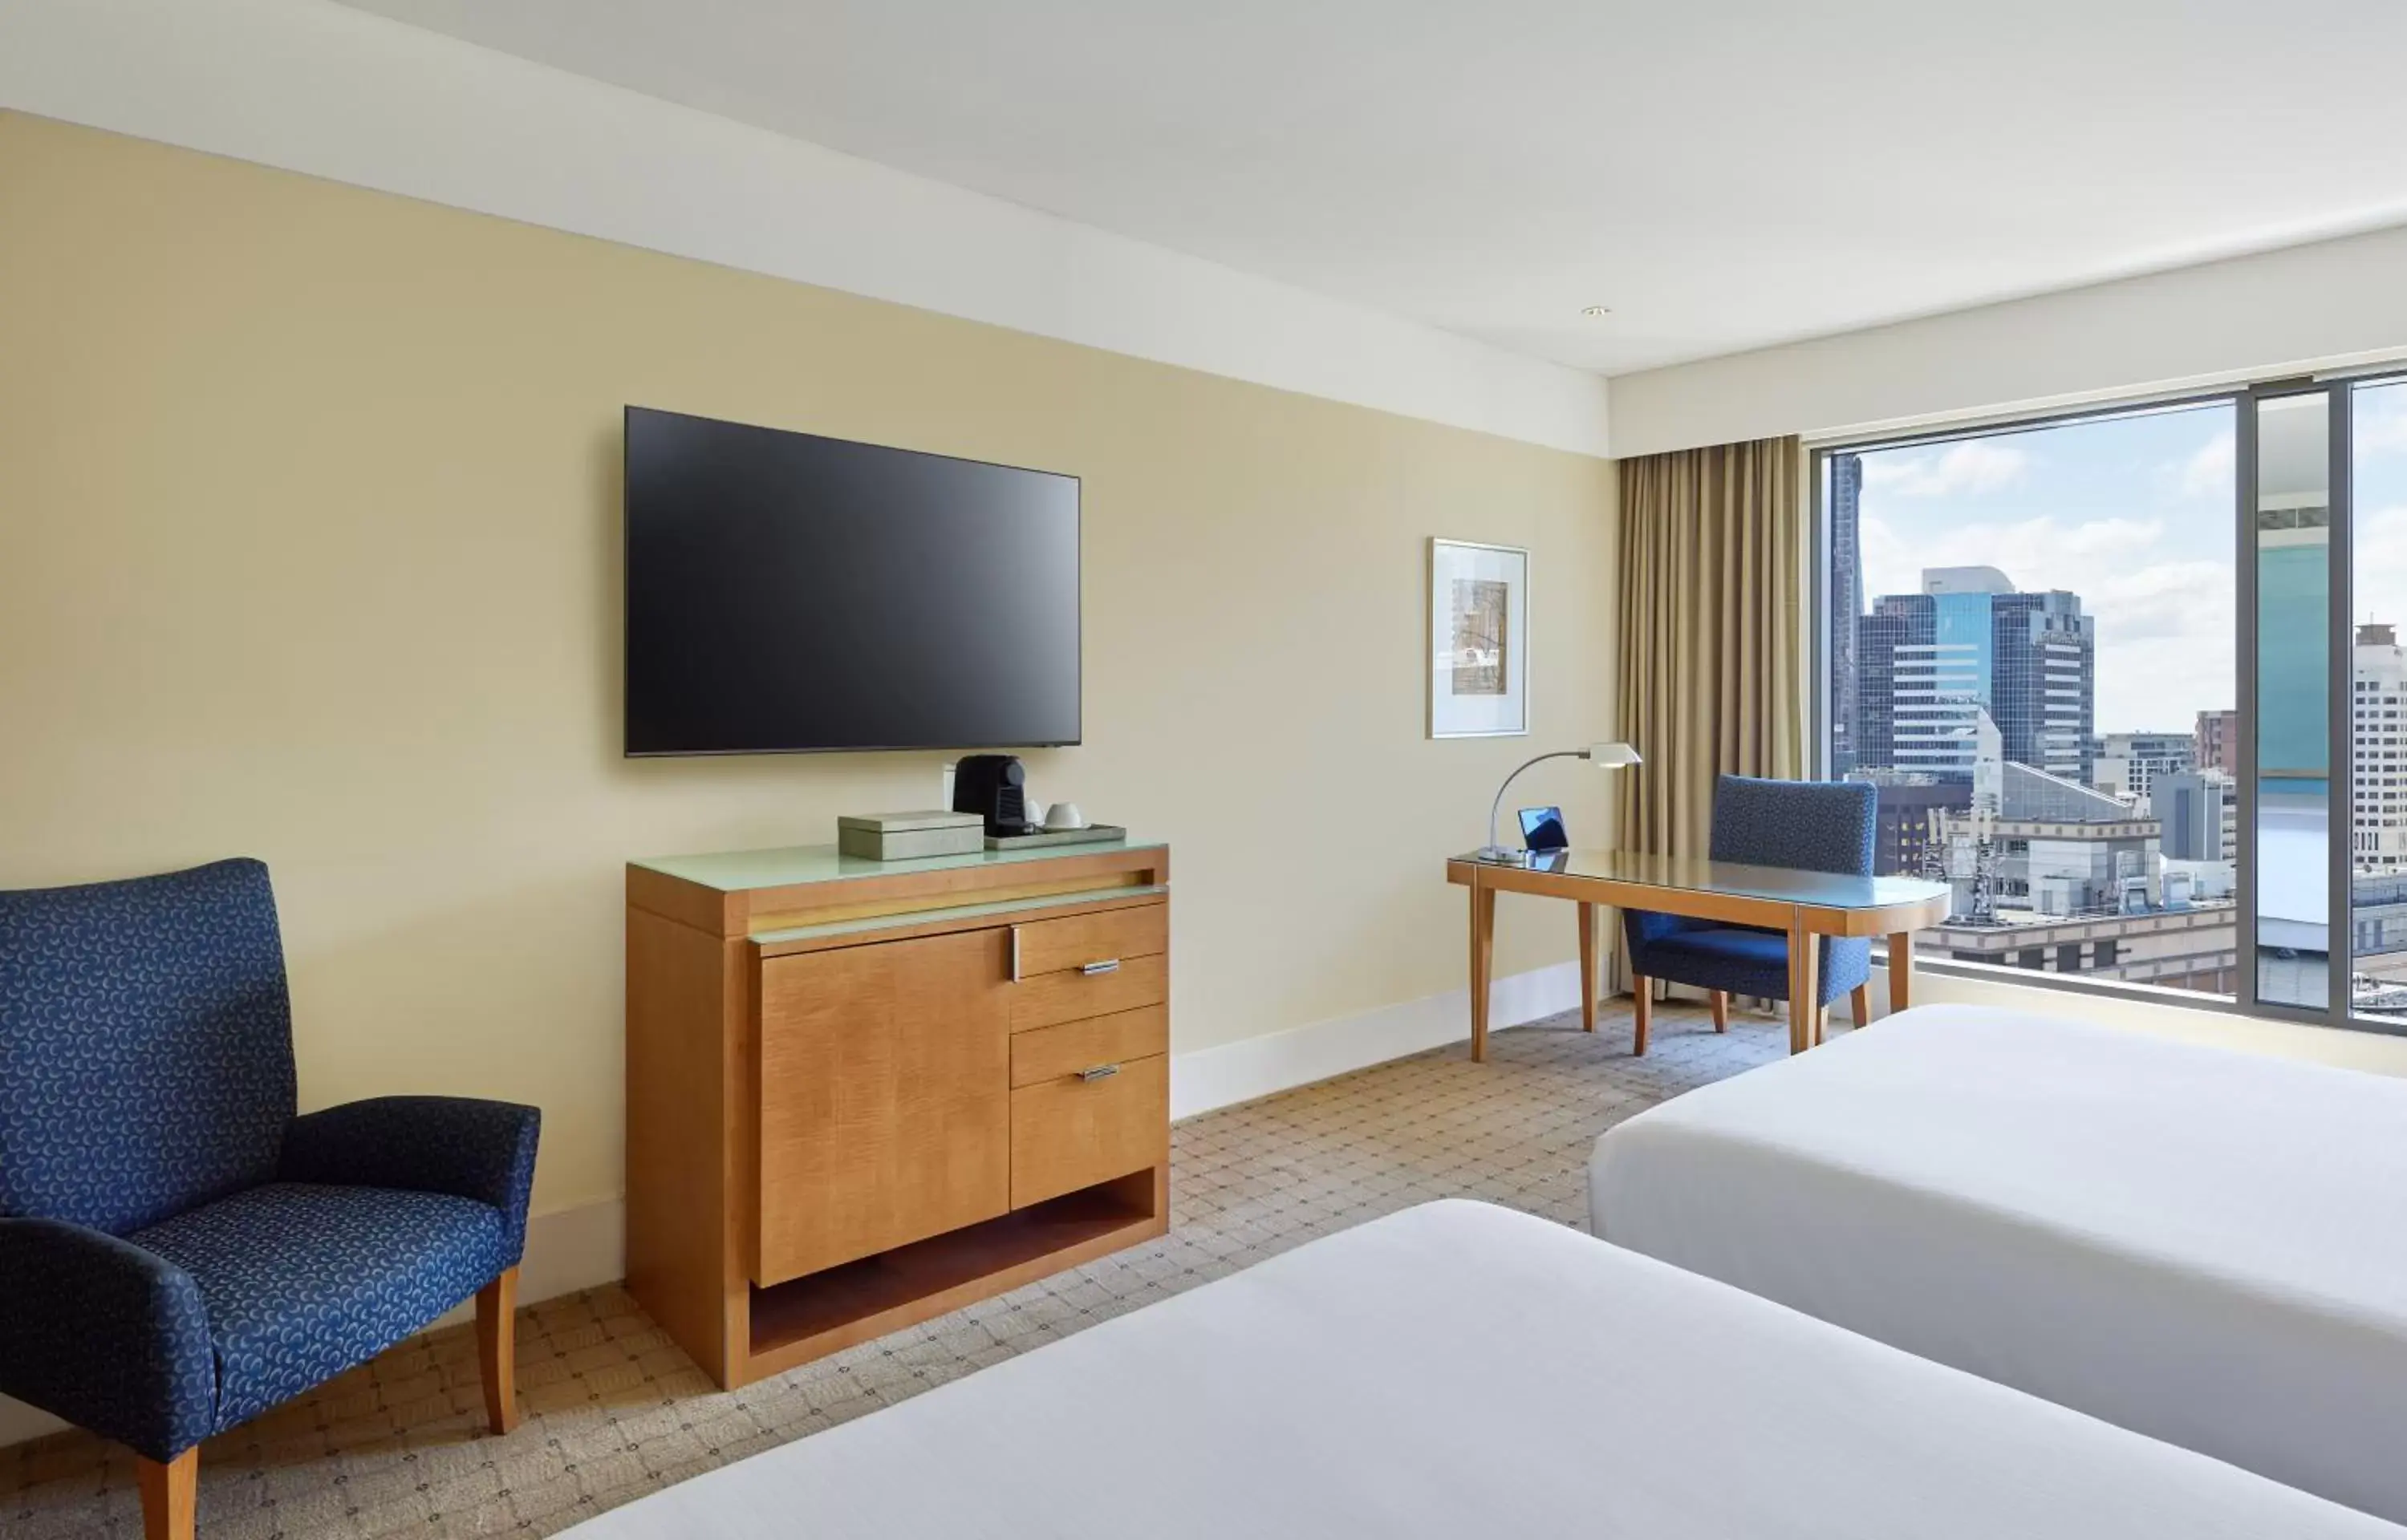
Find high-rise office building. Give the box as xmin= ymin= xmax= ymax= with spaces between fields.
xmin=1852 ymin=566 xmax=2095 ymax=783
xmin=2158 ymin=768 xmax=2230 ymax=862
xmin=2195 ymin=708 xmax=2238 ymax=772
xmin=2355 ymin=622 xmax=2407 ymax=873
xmin=1829 ymin=453 xmax=1864 ymax=775
xmin=2094 ymin=731 xmax=2198 ymax=802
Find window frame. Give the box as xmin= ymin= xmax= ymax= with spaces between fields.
xmin=1808 ymin=373 xmax=2407 ymax=1036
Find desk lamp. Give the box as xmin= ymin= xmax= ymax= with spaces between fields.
xmin=1475 ymin=742 xmax=1641 ymax=862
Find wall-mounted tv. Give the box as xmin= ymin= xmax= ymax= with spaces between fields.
xmin=623 ymin=407 xmax=1080 ymax=756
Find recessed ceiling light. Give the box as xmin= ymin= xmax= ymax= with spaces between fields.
xmin=1581 ymin=305 xmax=1612 ymax=318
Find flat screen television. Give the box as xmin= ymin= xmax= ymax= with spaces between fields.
xmin=623 ymin=407 xmax=1080 ymax=756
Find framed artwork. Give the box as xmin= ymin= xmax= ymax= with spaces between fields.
xmin=1428 ymin=537 xmax=1529 ymax=738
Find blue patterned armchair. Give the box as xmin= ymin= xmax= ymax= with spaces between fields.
xmin=0 ymin=859 xmax=539 ymax=1539
xmin=1622 ymin=776 xmax=1878 ymax=1053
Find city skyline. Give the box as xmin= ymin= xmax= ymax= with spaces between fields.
xmin=1825 ymin=379 xmax=2407 ymax=1011
xmin=1841 ymin=401 xmax=2234 ymax=736
xmin=1833 ymin=383 xmax=2407 ymax=738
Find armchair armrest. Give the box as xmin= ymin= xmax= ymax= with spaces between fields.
xmin=0 ymin=1218 xmax=217 ymax=1461
xmin=279 ymin=1096 xmax=541 ymax=1258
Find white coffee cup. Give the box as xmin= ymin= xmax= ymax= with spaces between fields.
xmin=1045 ymin=801 xmax=1089 ymax=831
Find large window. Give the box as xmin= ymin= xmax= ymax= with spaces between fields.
xmin=1824 ymin=377 xmax=2407 ymax=1031
xmin=2349 ymin=379 xmax=2407 ymax=1023
xmin=2251 ymin=390 xmax=2329 ymax=1009
xmin=1823 ymin=402 xmax=2239 ymax=1001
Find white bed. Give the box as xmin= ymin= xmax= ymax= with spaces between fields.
xmin=1590 ymin=1003 xmax=2407 ymax=1527
xmin=560 ymin=1199 xmax=2397 ymax=1538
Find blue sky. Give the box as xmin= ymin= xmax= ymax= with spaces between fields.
xmin=1849 ymin=385 xmax=2407 ymax=735
xmin=2356 ymin=379 xmax=2407 ymax=637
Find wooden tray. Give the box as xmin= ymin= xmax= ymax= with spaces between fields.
xmin=984 ymin=824 xmax=1127 ymax=851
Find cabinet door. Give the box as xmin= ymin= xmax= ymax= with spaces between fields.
xmin=755 ymin=927 xmax=1011 ymax=1285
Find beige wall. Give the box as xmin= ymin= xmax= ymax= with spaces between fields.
xmin=0 ymin=111 xmax=1619 ymax=1216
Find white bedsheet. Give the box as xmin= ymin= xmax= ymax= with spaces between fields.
xmin=560 ymin=1199 xmax=2397 ymax=1539
xmin=1590 ymin=1003 xmax=2407 ymax=1526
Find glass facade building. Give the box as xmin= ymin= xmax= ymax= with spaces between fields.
xmin=1853 ymin=570 xmax=2095 ymax=785
xmin=1829 ymin=453 xmax=1865 ymax=775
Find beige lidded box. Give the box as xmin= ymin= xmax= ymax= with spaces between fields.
xmin=836 ymin=809 xmax=986 ymax=861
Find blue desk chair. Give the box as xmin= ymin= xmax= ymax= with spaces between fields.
xmin=0 ymin=859 xmax=539 ymax=1540
xmin=1622 ymin=776 xmax=1877 ymax=1053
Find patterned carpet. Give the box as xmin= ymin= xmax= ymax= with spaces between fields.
xmin=2 ymin=999 xmax=1794 ymax=1538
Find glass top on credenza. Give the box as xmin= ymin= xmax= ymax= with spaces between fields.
xmin=637 ymin=837 xmax=1162 ymax=894
xmin=1454 ymin=848 xmax=1950 ymax=913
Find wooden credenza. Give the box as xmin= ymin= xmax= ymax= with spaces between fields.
xmin=625 ymin=840 xmax=1171 ymax=1388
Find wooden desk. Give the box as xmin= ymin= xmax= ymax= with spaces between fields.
xmin=1446 ymin=850 xmax=1952 ymax=1060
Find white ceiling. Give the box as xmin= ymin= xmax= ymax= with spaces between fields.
xmin=331 ymin=0 xmax=2407 ymax=378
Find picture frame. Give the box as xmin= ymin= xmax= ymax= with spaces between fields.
xmin=1428 ymin=537 xmax=1529 ymax=738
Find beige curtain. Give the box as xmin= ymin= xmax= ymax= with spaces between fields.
xmin=1613 ymin=436 xmax=1809 ymax=873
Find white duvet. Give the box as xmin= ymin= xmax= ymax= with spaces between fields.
xmin=562 ymin=1199 xmax=2397 ymax=1538
xmin=1592 ymin=1002 xmax=2407 ymax=1526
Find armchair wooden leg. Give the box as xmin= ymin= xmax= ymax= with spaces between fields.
xmin=1708 ymin=990 xmax=1729 ymax=1033
xmin=1851 ymin=983 xmax=1873 ymax=1029
xmin=477 ymin=1266 xmax=522 ymax=1436
xmin=1630 ymin=976 xmax=1652 ymax=1056
xmin=1814 ymin=1005 xmax=1829 ymax=1048
xmin=137 ymin=1448 xmax=197 ymax=1540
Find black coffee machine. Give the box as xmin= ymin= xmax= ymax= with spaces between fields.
xmin=953 ymin=754 xmax=1035 ymax=836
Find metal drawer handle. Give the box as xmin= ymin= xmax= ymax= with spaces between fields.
xmin=1080 ymin=958 xmax=1122 ymax=976
xmin=1078 ymin=1063 xmax=1122 ymax=1083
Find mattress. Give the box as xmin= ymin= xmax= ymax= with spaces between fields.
xmin=1590 ymin=1003 xmax=2407 ymax=1526
xmin=559 ymin=1199 xmax=2397 ymax=1539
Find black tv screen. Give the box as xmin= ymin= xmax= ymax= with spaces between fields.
xmin=623 ymin=407 xmax=1080 ymax=756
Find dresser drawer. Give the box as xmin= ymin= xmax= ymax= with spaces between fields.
xmin=1013 ymin=902 xmax=1166 ymax=980
xmin=1011 ymin=1053 xmax=1168 ymax=1209
xmin=1010 ymin=950 xmax=1167 ymax=1031
xmin=1013 ymin=1005 xmax=1168 ymax=1088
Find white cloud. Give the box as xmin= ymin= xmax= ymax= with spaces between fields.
xmin=1858 ymin=513 xmax=2166 ymax=606
xmin=1861 ymin=440 xmax=2028 ymax=497
xmin=2358 ymin=392 xmax=2407 ymax=459
xmin=2354 ymin=505 xmax=2407 ymax=627
xmin=2172 ymin=431 xmax=2234 ymax=500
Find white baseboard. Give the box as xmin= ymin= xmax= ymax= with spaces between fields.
xmin=1169 ymin=960 xmax=1585 ymax=1119
xmin=0 ymin=1397 xmax=63 ymax=1449
xmin=418 ymin=1195 xmax=627 ymax=1333
xmin=2 ymin=962 xmax=1581 ymax=1450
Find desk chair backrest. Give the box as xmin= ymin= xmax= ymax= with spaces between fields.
xmin=1710 ymin=776 xmax=1878 ymax=877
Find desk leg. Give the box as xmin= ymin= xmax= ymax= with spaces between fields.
xmin=1886 ymin=932 xmax=1916 ymax=1013
xmin=1577 ymin=902 xmax=1599 ymax=1034
xmin=1468 ymin=877 xmax=1496 ymax=1062
xmin=1785 ymin=912 xmax=1818 ymax=1056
